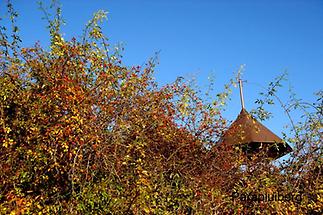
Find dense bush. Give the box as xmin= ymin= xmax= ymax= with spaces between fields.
xmin=0 ymin=2 xmax=322 ymax=214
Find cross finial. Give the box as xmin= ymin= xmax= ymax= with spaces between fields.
xmin=238 ymin=72 xmax=245 ymax=109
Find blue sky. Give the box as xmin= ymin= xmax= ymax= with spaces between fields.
xmin=2 ymin=0 xmax=323 ymax=141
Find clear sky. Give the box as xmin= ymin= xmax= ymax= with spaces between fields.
xmin=2 ymin=0 xmax=323 ymax=143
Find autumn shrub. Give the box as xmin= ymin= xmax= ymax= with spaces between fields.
xmin=0 ymin=2 xmax=322 ymax=214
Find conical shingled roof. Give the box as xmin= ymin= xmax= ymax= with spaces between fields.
xmin=220 ymin=108 xmax=292 ymax=159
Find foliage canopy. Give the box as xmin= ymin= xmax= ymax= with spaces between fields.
xmin=0 ymin=2 xmax=322 ymax=214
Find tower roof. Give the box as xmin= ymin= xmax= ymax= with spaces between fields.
xmin=220 ymin=108 xmax=292 ymax=159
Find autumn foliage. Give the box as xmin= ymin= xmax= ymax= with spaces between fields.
xmin=0 ymin=2 xmax=322 ymax=214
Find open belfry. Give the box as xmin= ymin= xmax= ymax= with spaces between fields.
xmin=219 ymin=76 xmax=292 ymax=159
